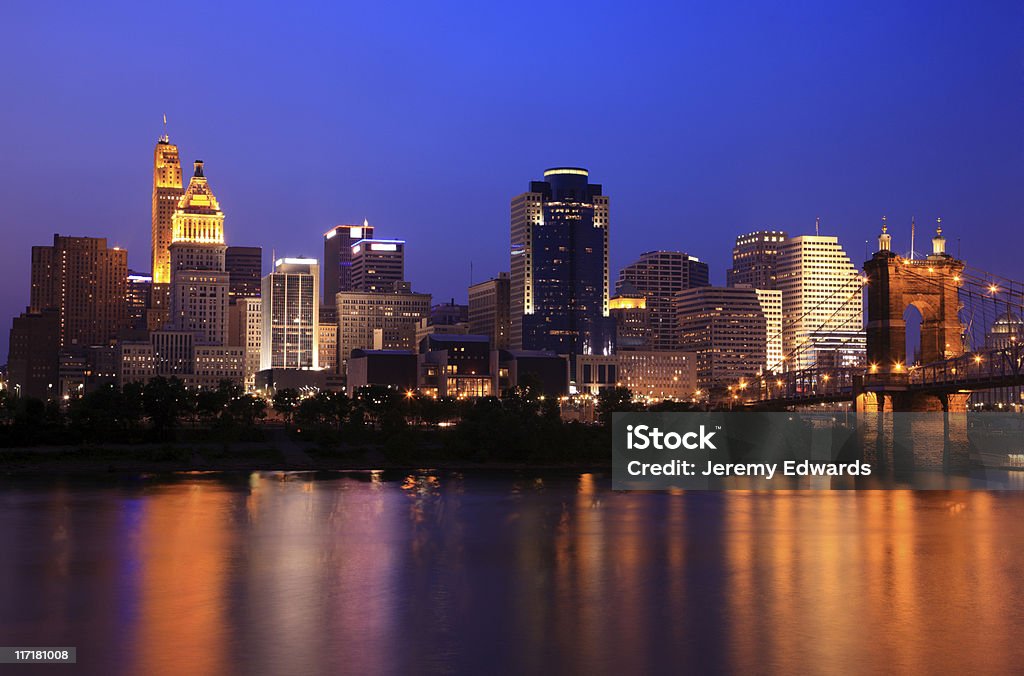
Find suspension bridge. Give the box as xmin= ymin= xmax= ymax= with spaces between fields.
xmin=749 ymin=220 xmax=1024 ymax=412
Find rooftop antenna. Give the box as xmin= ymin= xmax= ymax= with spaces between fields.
xmin=815 ymin=216 xmax=820 ymax=236
xmin=160 ymin=113 xmax=169 ymax=142
xmin=910 ymin=216 xmax=916 ymax=259
xmin=470 ymin=261 xmax=474 ymax=287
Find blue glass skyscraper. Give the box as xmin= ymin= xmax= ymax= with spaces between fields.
xmin=510 ymin=168 xmax=615 ymax=367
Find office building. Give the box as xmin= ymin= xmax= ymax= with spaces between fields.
xmin=755 ymin=288 xmax=784 ymax=373
xmin=151 ymin=133 xmax=184 ymax=285
xmin=615 ymin=251 xmax=709 ymax=351
xmin=468 ymin=272 xmax=511 ymax=350
xmin=30 ymin=234 xmax=128 ymax=348
xmin=676 ymin=286 xmax=768 ymax=389
xmin=225 ymin=246 xmax=262 ymax=301
xmin=350 ymin=239 xmax=405 ymax=292
xmin=7 ymin=308 xmax=60 ymax=400
xmin=261 ymin=258 xmax=320 ymax=370
xmin=336 ymin=287 xmax=431 ymax=373
xmin=168 ymin=160 xmax=230 ymax=346
xmin=229 ymin=297 xmax=263 ymax=390
xmin=318 ymin=305 xmax=338 ymax=372
xmin=727 ymin=230 xmax=787 ymax=289
xmin=575 ymin=351 xmax=698 ymax=402
xmin=418 ymin=334 xmax=493 ymax=399
xmin=609 ymin=283 xmax=651 ymax=351
xmin=323 ymin=221 xmax=375 ymax=305
xmin=776 ymin=235 xmax=866 ymax=370
xmin=510 ymin=167 xmax=614 ymax=362
xmin=126 ymin=270 xmax=152 ymax=332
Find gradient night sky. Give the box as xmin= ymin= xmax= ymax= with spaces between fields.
xmin=1 ymin=1 xmax=1021 ymax=358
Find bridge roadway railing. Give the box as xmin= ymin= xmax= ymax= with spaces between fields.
xmin=908 ymin=345 xmax=1024 ymax=391
xmin=757 ymin=366 xmax=859 ymax=403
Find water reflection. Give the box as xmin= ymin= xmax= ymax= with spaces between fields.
xmin=2 ymin=475 xmax=1024 ymax=674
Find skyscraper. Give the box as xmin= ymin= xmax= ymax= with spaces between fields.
xmin=776 ymin=235 xmax=865 ymax=370
xmin=151 ymin=133 xmax=184 ymax=285
xmin=468 ymin=272 xmax=511 ymax=350
xmin=261 ymin=258 xmax=320 ymax=370
xmin=609 ymin=283 xmax=652 ymax=351
xmin=350 ymin=239 xmax=405 ymax=292
xmin=228 ymin=297 xmax=263 ymax=390
xmin=126 ymin=270 xmax=153 ymax=332
xmin=615 ymin=251 xmax=709 ymax=351
xmin=335 ymin=288 xmax=431 ymax=373
xmin=675 ymin=286 xmax=768 ymax=389
xmin=225 ymin=246 xmax=262 ymax=301
xmin=727 ymin=230 xmax=787 ymax=289
xmin=510 ymin=168 xmax=613 ymax=362
xmin=323 ymin=221 xmax=375 ymax=305
xmin=168 ymin=160 xmax=230 ymax=346
xmin=30 ymin=234 xmax=128 ymax=348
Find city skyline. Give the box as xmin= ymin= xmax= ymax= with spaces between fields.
xmin=2 ymin=2 xmax=1022 ymax=360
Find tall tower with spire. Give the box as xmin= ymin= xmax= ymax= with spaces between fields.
xmin=151 ymin=129 xmax=184 ymax=284
xmin=168 ymin=160 xmax=231 ymax=345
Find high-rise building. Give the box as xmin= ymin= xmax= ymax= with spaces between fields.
xmin=151 ymin=134 xmax=184 ymax=285
xmin=335 ymin=287 xmax=431 ymax=373
xmin=609 ymin=284 xmax=652 ymax=351
xmin=126 ymin=270 xmax=153 ymax=332
xmin=30 ymin=235 xmax=128 ymax=348
xmin=229 ymin=297 xmax=263 ymax=390
xmin=323 ymin=221 xmax=376 ymax=304
xmin=350 ymin=239 xmax=405 ymax=292
xmin=225 ymin=246 xmax=262 ymax=301
xmin=615 ymin=251 xmax=709 ymax=351
xmin=676 ymin=286 xmax=767 ymax=389
xmin=727 ymin=230 xmax=787 ymax=289
xmin=510 ymin=168 xmax=614 ymax=362
xmin=261 ymin=258 xmax=320 ymax=370
xmin=168 ymin=160 xmax=230 ymax=346
xmin=776 ymin=235 xmax=866 ymax=370
xmin=468 ymin=272 xmax=511 ymax=350
xmin=755 ymin=288 xmax=784 ymax=373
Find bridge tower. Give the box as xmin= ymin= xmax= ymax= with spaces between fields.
xmin=859 ymin=219 xmax=968 ymax=412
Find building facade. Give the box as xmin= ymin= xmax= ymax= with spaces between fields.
xmin=776 ymin=235 xmax=866 ymax=370
xmin=615 ymin=251 xmax=709 ymax=351
xmin=510 ymin=168 xmax=614 ymax=362
xmin=261 ymin=258 xmax=320 ymax=371
xmin=350 ymin=239 xmax=405 ymax=292
xmin=727 ymin=230 xmax=787 ymax=289
xmin=228 ymin=297 xmax=263 ymax=390
xmin=609 ymin=284 xmax=652 ymax=351
xmin=225 ymin=246 xmax=262 ymax=301
xmin=755 ymin=288 xmax=783 ymax=373
xmin=30 ymin=234 xmax=128 ymax=349
xmin=323 ymin=221 xmax=375 ymax=305
xmin=335 ymin=288 xmax=431 ymax=374
xmin=676 ymin=286 xmax=768 ymax=389
xmin=468 ymin=272 xmax=511 ymax=350
xmin=151 ymin=134 xmax=184 ymax=285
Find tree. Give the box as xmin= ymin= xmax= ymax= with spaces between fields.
xmin=273 ymin=388 xmax=301 ymax=424
xmin=142 ymin=377 xmax=190 ymax=432
xmin=596 ymin=387 xmax=637 ymax=427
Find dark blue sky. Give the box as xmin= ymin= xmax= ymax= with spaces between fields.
xmin=1 ymin=1 xmax=1021 ymax=358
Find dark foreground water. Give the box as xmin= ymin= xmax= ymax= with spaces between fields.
xmin=3 ymin=472 xmax=1024 ymax=675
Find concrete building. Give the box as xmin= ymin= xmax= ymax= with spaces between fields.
xmin=7 ymin=308 xmax=60 ymax=400
xmin=776 ymin=235 xmax=866 ymax=370
xmin=417 ymin=334 xmax=493 ymax=399
xmin=727 ymin=230 xmax=787 ymax=289
xmin=31 ymin=234 xmax=128 ymax=349
xmin=323 ymin=221 xmax=375 ymax=305
xmin=615 ymin=251 xmax=709 ymax=351
xmin=350 ymin=239 xmax=405 ymax=292
xmin=261 ymin=257 xmax=320 ymax=371
xmin=229 ymin=297 xmax=263 ymax=391
xmin=574 ymin=352 xmax=697 ymax=402
xmin=510 ymin=168 xmax=614 ymax=363
xmin=126 ymin=271 xmax=152 ymax=333
xmin=755 ymin=288 xmax=783 ymax=373
xmin=609 ymin=284 xmax=652 ymax=351
xmin=676 ymin=286 xmax=768 ymax=389
xmin=493 ymin=350 xmax=569 ymax=397
xmin=151 ymin=132 xmax=184 ymax=285
xmin=318 ymin=306 xmax=338 ymax=373
xmin=346 ymin=349 xmax=418 ymax=396
xmin=336 ymin=286 xmax=431 ymax=374
xmin=468 ymin=272 xmax=511 ymax=350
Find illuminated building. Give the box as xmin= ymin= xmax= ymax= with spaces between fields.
xmin=575 ymin=352 xmax=697 ymax=401
xmin=323 ymin=221 xmax=375 ymax=305
xmin=615 ymin=251 xmax=709 ymax=351
xmin=318 ymin=306 xmax=338 ymax=372
xmin=776 ymin=235 xmax=865 ymax=370
xmin=229 ymin=297 xmax=263 ymax=390
xmin=510 ymin=167 xmax=614 ymax=363
xmin=335 ymin=286 xmax=431 ymax=374
xmin=415 ymin=317 xmax=469 ymax=345
xmin=261 ymin=258 xmax=320 ymax=370
xmin=755 ymin=288 xmax=783 ymax=373
xmin=30 ymin=234 xmax=128 ymax=348
xmin=676 ymin=286 xmax=768 ymax=388
xmin=168 ymin=161 xmax=231 ymax=346
xmin=126 ymin=270 xmax=153 ymax=332
xmin=350 ymin=239 xmax=405 ymax=292
xmin=609 ymin=284 xmax=651 ymax=350
xmin=225 ymin=246 xmax=262 ymax=301
xmin=727 ymin=230 xmax=787 ymax=289
xmin=417 ymin=334 xmax=493 ymax=398
xmin=468 ymin=272 xmax=510 ymax=350
xmin=151 ymin=133 xmax=184 ymax=285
